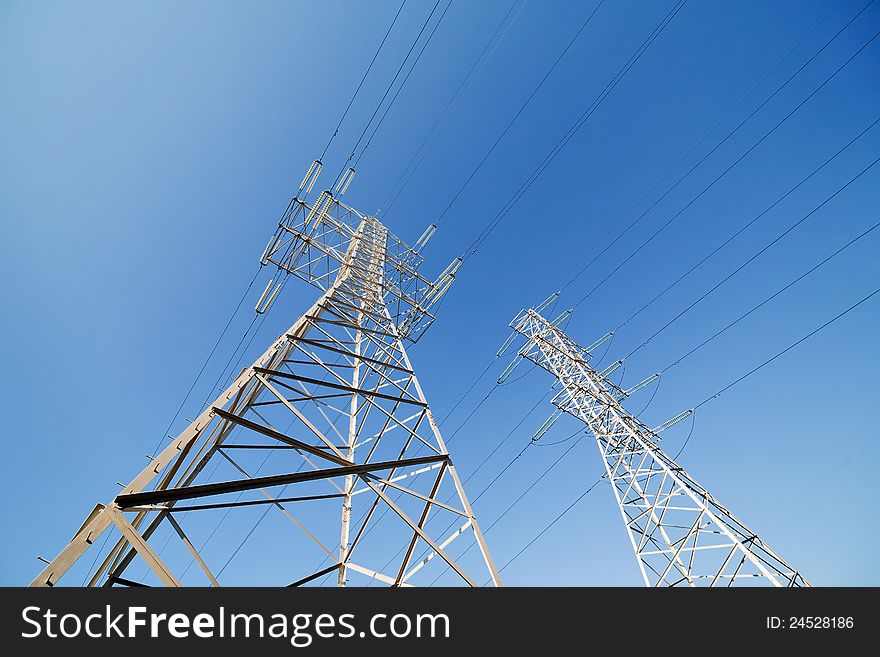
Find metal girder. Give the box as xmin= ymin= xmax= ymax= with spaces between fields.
xmin=115 ymin=455 xmax=450 ymax=507
xmin=210 ymin=406 xmax=353 ymax=466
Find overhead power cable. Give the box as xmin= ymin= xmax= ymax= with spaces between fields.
xmin=461 ymin=0 xmax=688 ymax=260
xmin=569 ymin=23 xmax=880 ymax=310
xmin=205 ymin=270 xmax=295 ymax=404
xmin=403 ymin=2 xmax=678 ymax=473
xmin=658 ymin=220 xmax=880 ymax=374
xmin=548 ymin=0 xmax=869 ymax=300
xmin=332 ymin=0 xmax=447 ymax=187
xmin=486 ymin=476 xmax=603 ymax=583
xmin=693 ymin=285 xmax=880 ymax=409
xmin=427 ymin=0 xmax=606 ymax=229
xmin=350 ymin=0 xmax=454 ymax=173
xmin=670 ymin=412 xmax=697 ymax=460
xmin=611 ymin=115 xmax=880 ymax=335
xmin=319 ymin=0 xmax=408 ymax=161
xmin=379 ymin=0 xmax=528 ymax=217
xmin=435 ymin=356 xmax=497 ymax=425
xmin=621 ymin=156 xmax=879 ymax=360
xmin=547 ymin=1 xmax=843 ymax=295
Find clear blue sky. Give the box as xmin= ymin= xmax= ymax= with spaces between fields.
xmin=1 ymin=0 xmax=878 ymax=586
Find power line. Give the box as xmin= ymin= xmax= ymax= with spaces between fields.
xmin=550 ymin=0 xmax=870 ymax=300
xmin=213 ymin=270 xmax=301 ymax=398
xmin=671 ymin=407 xmax=696 ymax=460
xmin=413 ymin=2 xmax=684 ymax=445
xmin=461 ymin=389 xmax=553 ymax=484
xmin=461 ymin=0 xmax=688 ymax=260
xmin=621 ymin=156 xmax=879 ymax=360
xmin=204 ymin=315 xmax=260 ymax=401
xmin=319 ymin=0 xmax=408 ymax=162
xmin=487 ymin=476 xmax=603 ymax=582
xmin=379 ymin=0 xmax=529 ymax=217
xmin=546 ymin=1 xmax=843 ymax=296
xmin=332 ymin=0 xmax=446 ymax=187
xmin=612 ymin=115 xmax=880 ymax=335
xmin=635 ymin=375 xmax=661 ymax=415
xmin=436 ymin=356 xmax=497 ymax=425
xmin=350 ymin=0 xmax=454 ymax=172
xmin=694 ymin=285 xmax=880 ymax=409
xmin=659 ymin=219 xmax=880 ymax=373
xmin=402 ymin=1 xmax=681 ymax=473
xmin=429 ymin=0 xmax=606 ymax=229
xmin=569 ymin=23 xmax=880 ymax=310
xmin=443 ymin=385 xmax=497 ymax=445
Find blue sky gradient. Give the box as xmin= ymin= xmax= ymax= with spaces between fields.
xmin=1 ymin=0 xmax=878 ymax=585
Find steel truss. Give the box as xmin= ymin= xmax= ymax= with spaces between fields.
xmin=31 ymin=191 xmax=500 ymax=587
xmin=509 ymin=308 xmax=808 ymax=587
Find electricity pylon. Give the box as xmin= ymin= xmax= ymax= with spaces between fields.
xmin=503 ymin=306 xmax=808 ymax=587
xmin=30 ymin=164 xmax=501 ymax=587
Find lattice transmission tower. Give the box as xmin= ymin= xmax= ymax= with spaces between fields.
xmin=30 ymin=163 xmax=501 ymax=588
xmin=502 ymin=306 xmax=809 ymax=587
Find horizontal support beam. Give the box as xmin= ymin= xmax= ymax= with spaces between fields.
xmin=219 ymin=444 xmax=350 ymax=451
xmin=108 ymin=576 xmax=150 ymax=588
xmin=287 ymin=563 xmax=342 ymax=588
xmin=253 ymin=367 xmax=426 ymax=407
xmin=211 ymin=407 xmax=352 ymax=467
xmin=292 ymin=337 xmax=413 ymax=374
xmin=115 ymin=454 xmax=450 ymax=508
xmin=169 ymin=492 xmax=345 ymax=512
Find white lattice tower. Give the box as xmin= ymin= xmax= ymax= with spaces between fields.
xmin=508 ymin=308 xmax=808 ymax=587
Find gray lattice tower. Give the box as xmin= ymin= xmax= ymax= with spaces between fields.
xmin=30 ymin=169 xmax=500 ymax=587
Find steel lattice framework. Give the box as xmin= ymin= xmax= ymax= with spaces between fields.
xmin=30 ymin=181 xmax=500 ymax=588
xmin=508 ymin=308 xmax=808 ymax=587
